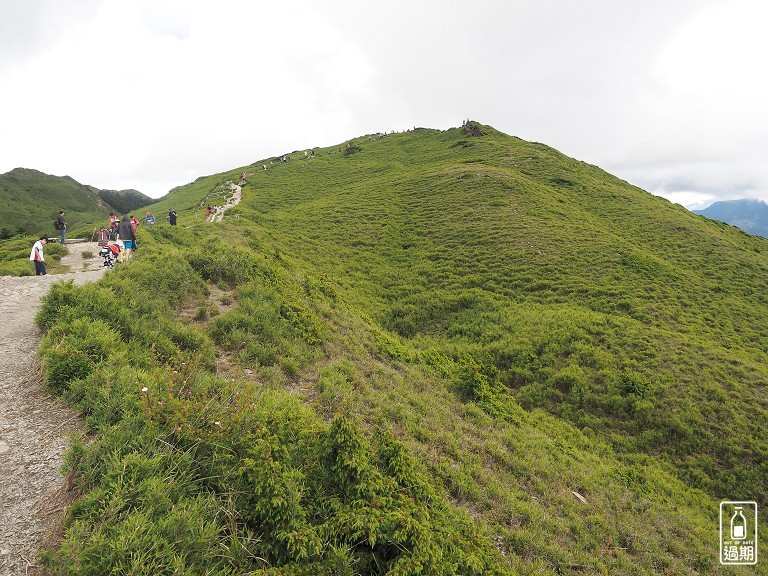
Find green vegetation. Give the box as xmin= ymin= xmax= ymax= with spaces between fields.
xmin=0 ymin=167 xmax=152 ymax=236
xmin=17 ymin=123 xmax=768 ymax=573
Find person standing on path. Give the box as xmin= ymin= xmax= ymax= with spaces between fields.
xmin=168 ymin=208 xmax=177 ymax=226
xmin=117 ymin=214 xmax=137 ymax=260
xmin=55 ymin=211 xmax=66 ymax=244
xmin=29 ymin=236 xmax=47 ymax=275
xmin=96 ymin=226 xmax=110 ymax=247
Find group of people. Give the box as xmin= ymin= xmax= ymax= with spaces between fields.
xmin=106 ymin=211 xmax=158 ymax=238
xmin=97 ymin=214 xmax=140 ymax=259
xmin=31 ymin=207 xmax=177 ymax=276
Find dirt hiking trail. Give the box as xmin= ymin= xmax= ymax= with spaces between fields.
xmin=0 ymin=242 xmax=104 ymax=576
xmin=1 ymin=191 xmax=246 ymax=574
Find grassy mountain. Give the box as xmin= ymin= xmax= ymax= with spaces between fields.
xmin=29 ymin=123 xmax=767 ymax=574
xmin=0 ymin=167 xmax=153 ymax=237
xmin=96 ymin=187 xmax=153 ymax=215
xmin=694 ymin=198 xmax=768 ymax=237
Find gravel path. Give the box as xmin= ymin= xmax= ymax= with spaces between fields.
xmin=0 ymin=243 xmax=104 ymax=576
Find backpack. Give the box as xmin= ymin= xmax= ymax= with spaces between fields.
xmin=54 ymin=218 xmax=62 ymax=230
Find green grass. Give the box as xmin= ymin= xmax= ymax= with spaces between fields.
xmin=18 ymin=123 xmax=768 ymax=574
xmin=238 ymin=126 xmax=768 ymax=505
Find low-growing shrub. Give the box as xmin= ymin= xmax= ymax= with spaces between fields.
xmin=185 ymin=239 xmax=257 ymax=286
xmin=40 ymin=317 xmax=115 ymax=393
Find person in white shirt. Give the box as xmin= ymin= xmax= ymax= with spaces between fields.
xmin=29 ymin=236 xmax=47 ymax=276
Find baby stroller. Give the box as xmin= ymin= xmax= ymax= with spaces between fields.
xmin=100 ymin=244 xmax=120 ymax=268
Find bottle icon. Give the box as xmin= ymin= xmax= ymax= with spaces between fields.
xmin=731 ymin=506 xmax=747 ymax=540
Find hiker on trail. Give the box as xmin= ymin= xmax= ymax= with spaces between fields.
xmin=130 ymin=215 xmax=139 ymax=233
xmin=168 ymin=209 xmax=177 ymax=226
xmin=117 ymin=215 xmax=136 ymax=260
xmin=55 ymin=211 xmax=66 ymax=244
xmin=29 ymin=236 xmax=47 ymax=275
xmin=109 ymin=212 xmax=119 ymax=239
xmin=205 ymin=205 xmax=212 ymax=221
xmin=96 ymin=226 xmax=110 ymax=247
xmin=142 ymin=211 xmax=156 ymax=226
xmin=240 ymin=172 xmax=247 ymax=185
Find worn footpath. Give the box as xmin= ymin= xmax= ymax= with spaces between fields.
xmin=0 ymin=243 xmax=103 ymax=576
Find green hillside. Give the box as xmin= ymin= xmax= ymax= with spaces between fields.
xmin=31 ymin=124 xmax=767 ymax=574
xmin=0 ymin=168 xmax=153 ymax=237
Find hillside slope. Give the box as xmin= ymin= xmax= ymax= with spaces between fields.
xmin=0 ymin=168 xmax=153 ymax=236
xmin=242 ymin=124 xmax=768 ymax=503
xmin=32 ymin=124 xmax=767 ymax=574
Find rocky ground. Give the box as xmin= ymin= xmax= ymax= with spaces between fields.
xmin=0 ymin=242 xmax=104 ymax=576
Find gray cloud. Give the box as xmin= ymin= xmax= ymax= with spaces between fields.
xmin=0 ymin=0 xmax=765 ymax=207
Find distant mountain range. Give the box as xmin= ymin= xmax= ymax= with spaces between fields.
xmin=694 ymin=198 xmax=768 ymax=237
xmin=0 ymin=168 xmax=154 ymax=236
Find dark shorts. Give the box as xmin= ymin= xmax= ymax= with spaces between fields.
xmin=34 ymin=260 xmax=47 ymax=275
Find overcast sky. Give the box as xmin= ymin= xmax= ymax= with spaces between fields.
xmin=1 ymin=0 xmax=766 ymax=209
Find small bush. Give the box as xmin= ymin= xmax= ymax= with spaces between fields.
xmin=551 ymin=364 xmax=588 ymax=393
xmin=41 ymin=318 xmax=114 ymax=393
xmin=316 ymin=362 xmax=357 ymax=413
xmin=618 ymin=371 xmax=651 ymax=398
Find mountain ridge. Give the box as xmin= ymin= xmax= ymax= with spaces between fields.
xmin=694 ymin=197 xmax=768 ymax=237
xmin=19 ymin=122 xmax=768 ymax=574
xmin=0 ymin=167 xmax=154 ymax=236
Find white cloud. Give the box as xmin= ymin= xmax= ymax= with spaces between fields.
xmin=650 ymin=188 xmax=717 ymax=211
xmin=600 ymin=0 xmax=768 ymax=206
xmin=0 ymin=0 xmax=766 ymax=206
